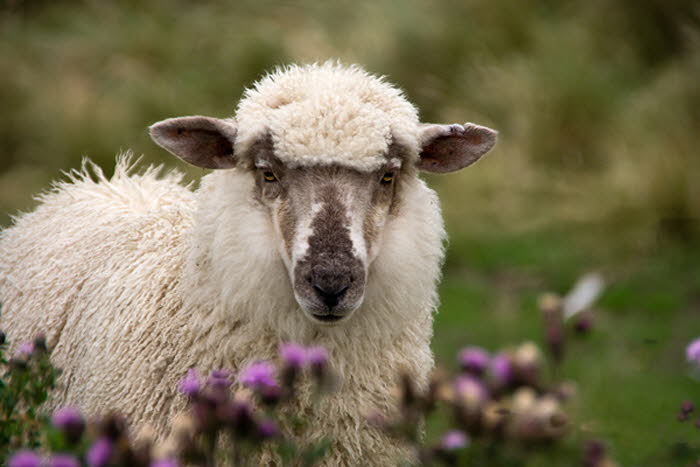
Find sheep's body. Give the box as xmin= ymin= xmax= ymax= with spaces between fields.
xmin=0 ymin=158 xmax=444 ymax=465
xmin=0 ymin=62 xmax=497 ymax=465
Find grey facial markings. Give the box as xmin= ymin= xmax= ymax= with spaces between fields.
xmin=241 ymin=134 xmax=411 ymax=322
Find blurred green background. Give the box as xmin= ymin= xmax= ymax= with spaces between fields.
xmin=1 ymin=0 xmax=699 ymax=465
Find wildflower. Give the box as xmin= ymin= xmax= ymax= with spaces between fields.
xmin=52 ymin=407 xmax=85 ymax=444
xmin=16 ymin=341 xmax=34 ymax=357
xmin=87 ymin=437 xmax=113 ymax=467
xmin=239 ymin=361 xmax=278 ymax=391
xmin=218 ymin=399 xmax=255 ymax=438
xmin=582 ymin=440 xmax=606 ymax=467
xmin=488 ymin=353 xmax=513 ymax=388
xmin=687 ymin=338 xmax=700 ymax=365
xmin=513 ymin=341 xmax=542 ymax=386
xmin=179 ymin=368 xmax=201 ymax=396
xmin=307 ymin=346 xmax=328 ymax=368
xmin=681 ymin=400 xmax=695 ymax=414
xmin=8 ymin=451 xmax=41 ymax=467
xmin=280 ymin=342 xmax=307 ymax=369
xmin=257 ymin=419 xmax=280 ymax=440
xmin=454 ymin=375 xmax=489 ymax=407
xmin=458 ymin=347 xmax=490 ymax=375
xmin=208 ymin=369 xmax=232 ymax=388
xmin=99 ymin=413 xmax=127 ymax=440
xmin=574 ymin=310 xmax=594 ymax=334
xmin=33 ymin=333 xmax=48 ymax=353
xmin=441 ymin=430 xmax=468 ymax=450
xmin=48 ymin=454 xmax=80 ymax=467
xmin=307 ymin=346 xmax=330 ymax=386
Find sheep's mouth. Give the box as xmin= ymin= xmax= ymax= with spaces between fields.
xmin=310 ymin=313 xmax=347 ymax=324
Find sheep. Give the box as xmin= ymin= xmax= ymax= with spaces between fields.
xmin=0 ymin=62 xmax=497 ymax=465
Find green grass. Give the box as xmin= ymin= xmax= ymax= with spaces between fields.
xmin=429 ymin=231 xmax=700 ymax=466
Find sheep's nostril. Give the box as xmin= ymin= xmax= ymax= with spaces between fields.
xmin=313 ymin=284 xmax=349 ymax=309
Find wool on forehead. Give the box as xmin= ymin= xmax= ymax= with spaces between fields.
xmin=235 ymin=62 xmax=420 ymax=171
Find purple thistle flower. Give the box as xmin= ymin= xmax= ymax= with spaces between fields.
xmin=16 ymin=341 xmax=34 ymax=357
xmin=441 ymin=430 xmax=469 ymax=450
xmin=239 ymin=361 xmax=278 ymax=390
xmin=179 ymin=368 xmax=201 ymax=396
xmin=52 ymin=407 xmax=85 ymax=443
xmin=307 ymin=346 xmax=328 ymax=367
xmin=458 ymin=347 xmax=490 ymax=374
xmin=257 ymin=419 xmax=280 ymax=439
xmin=208 ymin=369 xmax=232 ymax=388
xmin=687 ymin=338 xmax=700 ymax=365
xmin=280 ymin=343 xmax=307 ymax=368
xmin=48 ymin=454 xmax=80 ymax=467
xmin=681 ymin=400 xmax=695 ymax=415
xmin=86 ymin=437 xmax=113 ymax=467
xmin=8 ymin=451 xmax=41 ymax=467
xmin=454 ymin=375 xmax=489 ymax=405
xmin=150 ymin=459 xmax=179 ymax=467
xmin=489 ymin=353 xmax=513 ymax=387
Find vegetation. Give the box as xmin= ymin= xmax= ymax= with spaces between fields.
xmin=1 ymin=0 xmax=699 ymax=465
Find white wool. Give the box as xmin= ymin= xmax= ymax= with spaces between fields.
xmin=0 ymin=64 xmax=447 ymax=466
xmin=236 ymin=62 xmax=421 ymax=171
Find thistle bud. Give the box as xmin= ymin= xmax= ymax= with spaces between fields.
xmin=178 ymin=369 xmax=201 ymax=397
xmin=574 ymin=311 xmax=594 ymax=334
xmin=33 ymin=333 xmax=47 ymax=353
xmin=8 ymin=450 xmax=41 ymax=467
xmin=87 ymin=437 xmax=114 ymax=467
xmin=256 ymin=419 xmax=280 ymax=440
xmin=51 ymin=407 xmax=85 ymax=444
xmin=458 ymin=347 xmax=490 ymax=375
xmin=48 ymin=454 xmax=80 ymax=467
xmin=440 ymin=430 xmax=468 ymax=450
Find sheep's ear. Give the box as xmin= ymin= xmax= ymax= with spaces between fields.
xmin=416 ymin=123 xmax=497 ymax=173
xmin=149 ymin=116 xmax=238 ymax=169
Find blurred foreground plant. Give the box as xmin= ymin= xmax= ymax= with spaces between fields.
xmin=0 ymin=325 xmax=59 ymax=464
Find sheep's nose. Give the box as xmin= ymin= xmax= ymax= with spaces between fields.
xmin=309 ymin=266 xmax=352 ymax=309
xmin=313 ymin=284 xmax=349 ymax=309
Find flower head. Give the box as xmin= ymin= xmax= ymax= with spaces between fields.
xmin=441 ymin=430 xmax=469 ymax=450
xmin=179 ymin=368 xmax=201 ymax=396
xmin=87 ymin=437 xmax=113 ymax=467
xmin=458 ymin=347 xmax=490 ymax=374
xmin=489 ymin=353 xmax=513 ymax=388
xmin=239 ymin=361 xmax=278 ymax=391
xmin=454 ymin=375 xmax=489 ymax=406
xmin=208 ymin=369 xmax=232 ymax=388
xmin=8 ymin=451 xmax=41 ymax=467
xmin=280 ymin=343 xmax=307 ymax=368
xmin=306 ymin=346 xmax=328 ymax=367
xmin=16 ymin=341 xmax=34 ymax=357
xmin=48 ymin=454 xmax=80 ymax=467
xmin=52 ymin=407 xmax=85 ymax=443
xmin=257 ymin=419 xmax=280 ymax=439
xmin=686 ymin=338 xmax=700 ymax=365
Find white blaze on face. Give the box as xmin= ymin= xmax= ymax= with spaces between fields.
xmin=290 ymin=201 xmax=323 ymax=271
xmin=344 ymin=192 xmax=369 ymax=269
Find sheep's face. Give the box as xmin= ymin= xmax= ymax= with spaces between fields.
xmin=245 ymin=139 xmax=404 ymax=323
xmin=150 ymin=115 xmax=497 ymax=325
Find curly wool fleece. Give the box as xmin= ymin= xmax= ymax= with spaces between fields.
xmin=235 ymin=62 xmax=421 ymax=170
xmin=0 ymin=62 xmax=491 ymax=465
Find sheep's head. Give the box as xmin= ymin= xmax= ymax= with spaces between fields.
xmin=149 ymin=64 xmax=497 ymax=325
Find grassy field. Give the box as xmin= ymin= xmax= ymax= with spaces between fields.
xmin=1 ymin=1 xmax=699 ymax=465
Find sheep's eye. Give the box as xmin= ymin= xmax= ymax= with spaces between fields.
xmin=381 ymin=173 xmax=394 ymax=184
xmin=263 ymin=171 xmax=277 ymax=182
